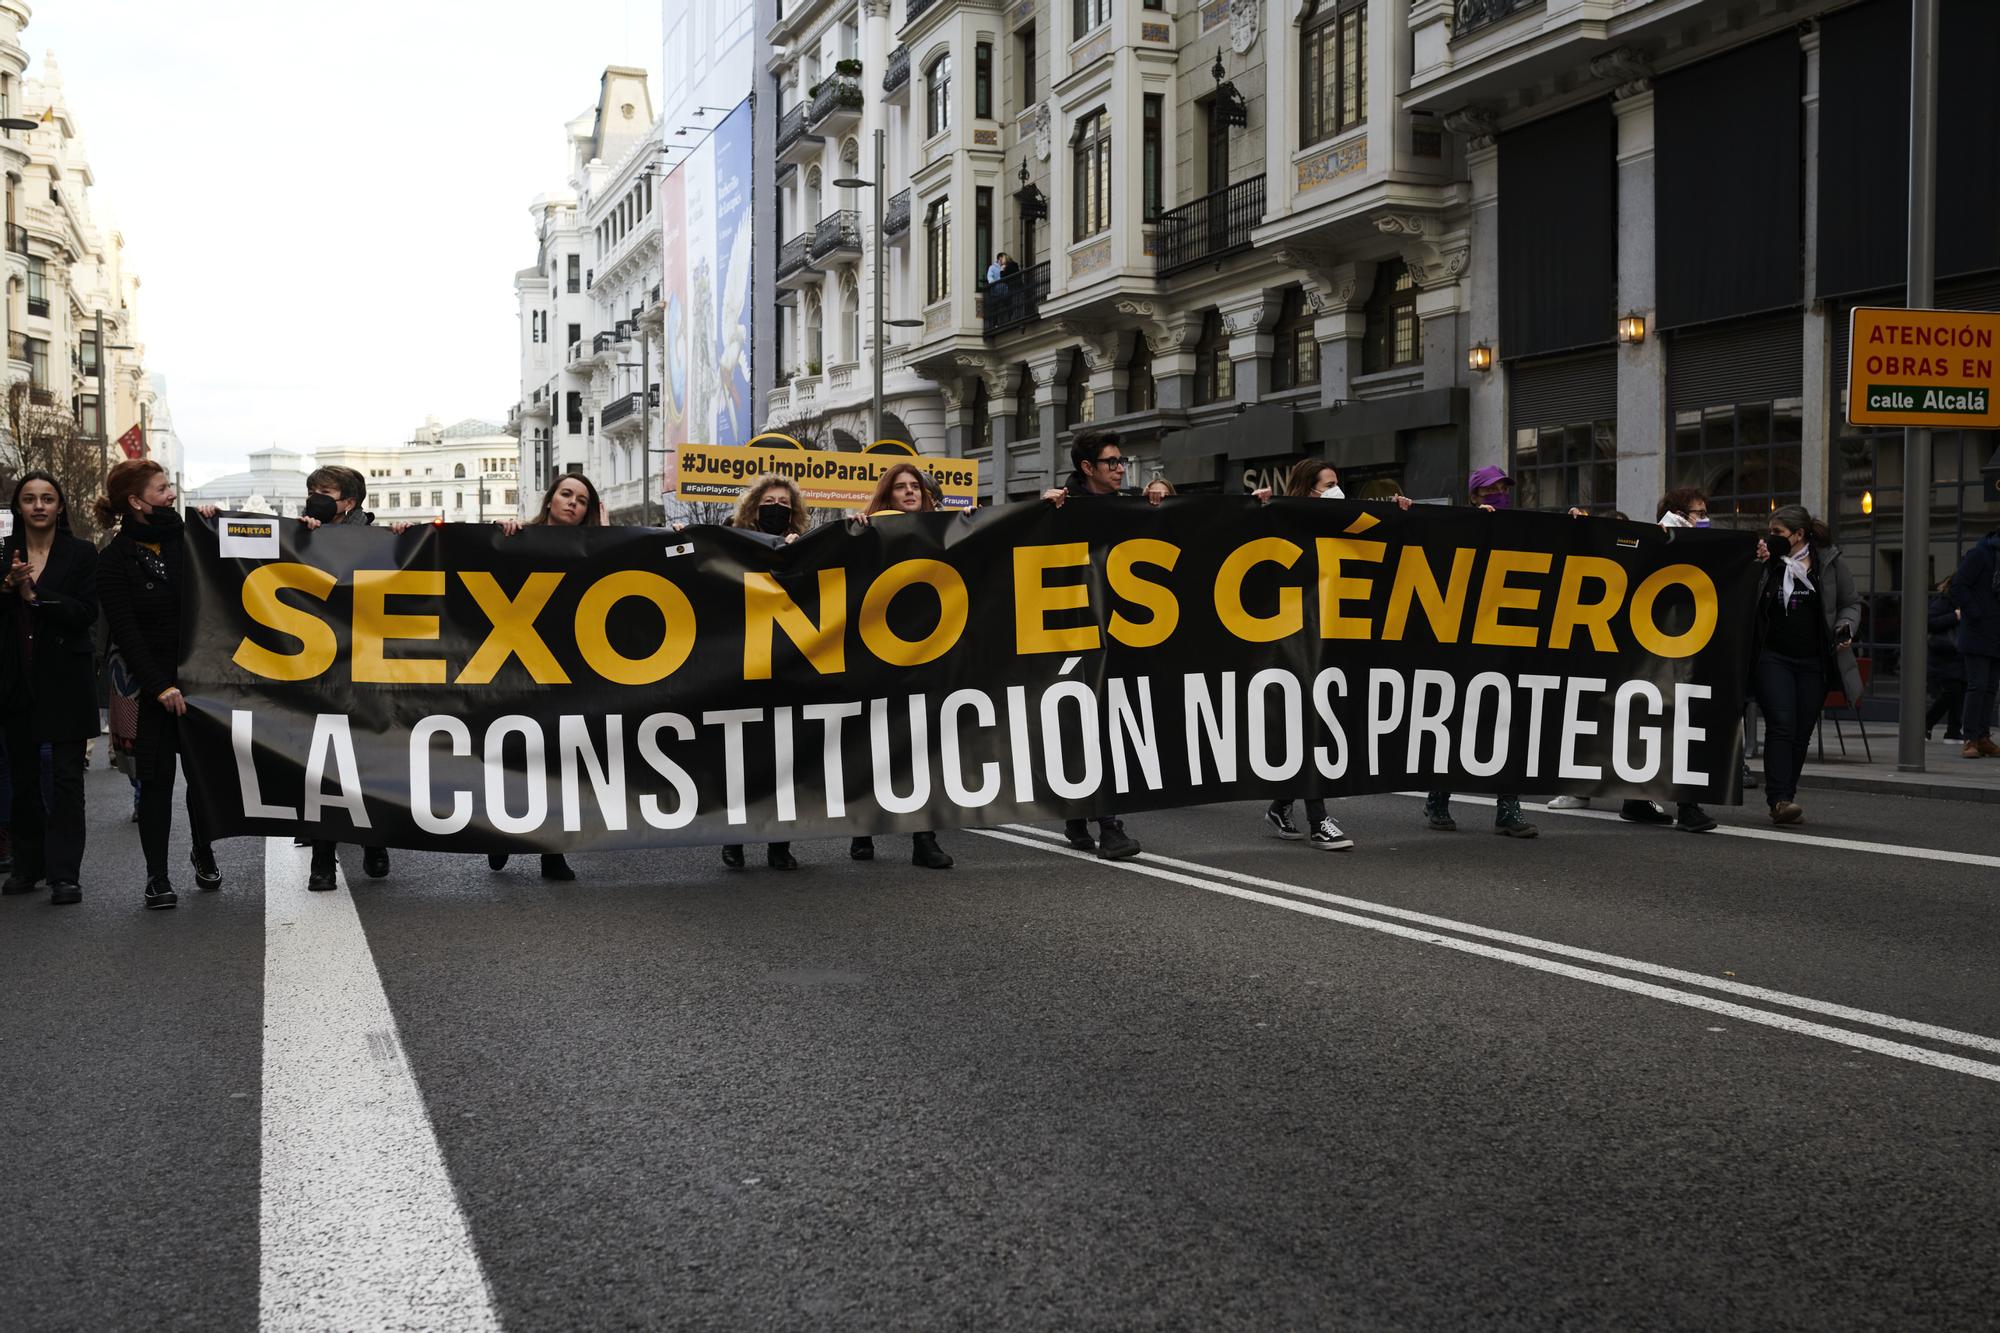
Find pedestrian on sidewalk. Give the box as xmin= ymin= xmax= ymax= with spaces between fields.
xmin=1 ymin=472 xmax=99 ymax=906
xmin=1751 ymin=505 xmax=1861 ymax=825
xmin=296 ymin=466 xmax=394 ymax=892
xmin=1925 ymin=576 xmax=1966 ymax=742
xmin=845 ymin=463 xmax=956 ymax=871
xmin=1425 ymin=466 xmax=1537 ymax=839
xmin=1949 ymin=527 xmax=2000 ymax=758
xmin=1041 ymin=430 xmax=1141 ymax=860
xmin=96 ymin=460 xmax=222 ymax=910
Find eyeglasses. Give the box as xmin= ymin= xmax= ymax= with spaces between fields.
xmin=1093 ymin=455 xmax=1126 ymax=469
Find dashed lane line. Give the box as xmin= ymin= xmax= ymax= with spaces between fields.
xmin=260 ymin=838 xmax=501 ymax=1331
xmin=976 ymin=828 xmax=2000 ymax=1085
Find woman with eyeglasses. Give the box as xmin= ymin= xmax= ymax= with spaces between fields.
xmin=1751 ymin=505 xmax=1861 ymax=825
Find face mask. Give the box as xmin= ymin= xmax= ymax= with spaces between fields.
xmin=303 ymin=493 xmax=338 ymax=522
xmin=757 ymin=502 xmax=793 ymax=535
xmin=1483 ymin=491 xmax=1512 ymax=510
xmin=1694 ymin=517 xmax=1711 ymax=528
xmin=1320 ymin=486 xmax=1346 ymax=501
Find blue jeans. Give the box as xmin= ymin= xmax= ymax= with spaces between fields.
xmin=1962 ymin=653 xmax=1997 ymax=742
xmin=1753 ymin=650 xmax=1824 ymax=804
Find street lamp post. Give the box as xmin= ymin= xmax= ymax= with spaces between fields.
xmin=835 ymin=129 xmax=924 ymax=448
xmin=1896 ymin=0 xmax=1940 ymax=772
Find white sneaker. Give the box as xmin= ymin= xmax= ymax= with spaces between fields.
xmin=1265 ymin=805 xmax=1303 ymax=840
xmin=1546 ymin=794 xmax=1590 ymax=810
xmin=1309 ymin=818 xmax=1353 ymax=850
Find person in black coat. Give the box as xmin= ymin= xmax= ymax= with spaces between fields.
xmin=1925 ymin=577 xmax=1966 ymax=742
xmin=0 ymin=471 xmax=98 ymax=905
xmin=1948 ymin=529 xmax=2000 ymax=758
xmin=94 ymin=459 xmax=220 ymax=911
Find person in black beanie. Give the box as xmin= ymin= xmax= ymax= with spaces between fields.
xmin=95 ymin=459 xmax=220 ymax=910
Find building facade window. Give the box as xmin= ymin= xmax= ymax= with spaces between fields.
xmin=1271 ymin=287 xmax=1320 ymax=390
xmin=1300 ymin=0 xmax=1367 ymax=148
xmin=1074 ymin=0 xmax=1111 ymax=36
xmin=567 ymin=254 xmax=581 ymax=292
xmin=567 ymin=322 xmax=581 ymax=350
xmin=1063 ymin=349 xmax=1094 ymax=430
xmin=1128 ymin=337 xmax=1156 ymax=411
xmin=79 ymin=327 xmax=99 ymax=374
xmin=25 ymin=256 xmax=45 ymax=314
xmin=76 ymin=394 xmax=100 ymax=439
xmin=25 ymin=336 xmax=45 ymax=389
xmin=926 ymin=53 xmax=952 ymax=137
xmin=975 ymin=42 xmax=993 ymax=119
xmin=841 ymin=279 xmax=860 ymax=361
xmin=1675 ymin=399 xmax=1805 ymax=526
xmin=971 ymin=379 xmax=991 ymax=452
xmin=1019 ymin=26 xmax=1037 ymax=106
xmin=1512 ymin=421 xmax=1617 ymax=514
xmin=803 ymin=287 xmax=824 ymax=368
xmin=1361 ymin=259 xmax=1418 ymax=374
xmin=565 ymin=390 xmax=582 ymax=434
xmin=1072 ymin=109 xmax=1111 ymax=240
xmin=1142 ymin=94 xmax=1163 ymax=222
xmin=975 ymin=187 xmax=993 ymax=290
xmin=925 ymin=197 xmax=952 ymax=304
xmin=1193 ymin=310 xmax=1234 ymax=405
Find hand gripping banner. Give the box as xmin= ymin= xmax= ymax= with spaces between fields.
xmin=179 ymin=503 xmax=1761 ymax=854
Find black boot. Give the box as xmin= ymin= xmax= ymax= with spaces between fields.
xmin=190 ymin=845 xmax=222 ymax=891
xmin=767 ymin=843 xmax=798 ymax=871
xmin=1063 ymin=819 xmax=1096 ymax=851
xmin=540 ymin=854 xmax=576 ymax=882
xmin=49 ymin=881 xmax=81 ymax=905
xmin=487 ymin=852 xmax=509 ymax=870
xmin=362 ymin=846 xmax=391 ymax=879
xmin=1094 ymin=820 xmax=1140 ymax=861
xmin=850 ymin=836 xmax=875 ymax=861
xmin=721 ymin=844 xmax=745 ymax=869
xmin=911 ymin=832 xmax=953 ymax=869
xmin=306 ymin=849 xmax=338 ymax=892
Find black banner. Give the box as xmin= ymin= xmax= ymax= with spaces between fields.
xmin=179 ymin=502 xmax=1760 ymax=853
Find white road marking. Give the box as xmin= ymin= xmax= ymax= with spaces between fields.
xmin=975 ymin=828 xmax=2000 ymax=1085
xmin=997 ymin=823 xmax=2000 ymax=1056
xmin=1394 ymin=792 xmax=2000 ymax=870
xmin=260 ymin=838 xmax=501 ymax=1331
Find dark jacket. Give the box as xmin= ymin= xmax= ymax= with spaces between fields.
xmin=1755 ymin=540 xmax=1864 ymax=701
xmin=0 ymin=532 xmax=101 ymax=740
xmin=98 ymin=516 xmax=188 ymax=704
xmin=1948 ymin=531 xmax=2000 ymax=660
xmin=1061 ymin=473 xmax=1135 ymax=499
xmin=1928 ymin=591 xmax=1965 ymax=683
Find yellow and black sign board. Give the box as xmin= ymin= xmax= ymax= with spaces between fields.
xmin=1845 ymin=306 xmax=2000 ymax=429
xmin=673 ymin=441 xmax=981 ymax=510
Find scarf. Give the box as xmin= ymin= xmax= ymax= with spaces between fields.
xmin=1780 ymin=545 xmax=1814 ymax=605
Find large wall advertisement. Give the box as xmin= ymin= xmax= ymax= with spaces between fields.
xmin=661 ymin=98 xmax=754 ymax=480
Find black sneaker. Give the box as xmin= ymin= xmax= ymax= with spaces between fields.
xmin=1308 ymin=818 xmax=1353 ymax=851
xmin=1422 ymin=794 xmax=1456 ymax=832
xmin=1062 ymin=819 xmax=1096 ymax=852
xmin=1675 ymin=803 xmax=1719 ymax=834
xmin=911 ymin=832 xmax=954 ymax=870
xmin=767 ymin=843 xmax=798 ymax=871
xmin=1493 ymin=800 xmax=1540 ymax=839
xmin=1095 ymin=821 xmax=1140 ymax=861
xmin=362 ymin=846 xmax=391 ymax=879
xmin=540 ymin=854 xmax=576 ymax=882
xmin=721 ymin=844 xmax=745 ymax=869
xmin=48 ymin=881 xmax=81 ymax=905
xmin=144 ymin=876 xmax=178 ymax=910
xmin=487 ymin=852 xmax=509 ymax=870
xmin=850 ymin=836 xmax=875 ymax=861
xmin=1618 ymin=800 xmax=1674 ymax=826
xmin=190 ymin=846 xmax=223 ymax=891
xmin=1264 ymin=803 xmax=1303 ymax=840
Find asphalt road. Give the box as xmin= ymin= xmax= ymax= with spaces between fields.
xmin=4 ymin=765 xmax=1998 ymax=1331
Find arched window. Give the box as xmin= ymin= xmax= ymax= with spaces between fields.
xmin=1128 ymin=336 xmax=1156 ymax=412
xmin=1194 ymin=310 xmax=1234 ymax=405
xmin=803 ymin=287 xmax=824 ymax=370
xmin=1271 ymin=287 xmax=1320 ymax=390
xmin=453 ymin=463 xmax=466 ymax=479
xmin=840 ymin=275 xmax=861 ymax=361
xmin=1362 ymin=259 xmax=1419 ymax=374
xmin=926 ymin=53 xmax=952 ymax=138
xmin=925 ymin=197 xmax=952 ymax=304
xmin=1071 ymin=109 xmax=1111 ymax=240
xmin=1063 ymin=347 xmax=1094 ymax=430
xmin=1300 ymin=0 xmax=1367 ymax=147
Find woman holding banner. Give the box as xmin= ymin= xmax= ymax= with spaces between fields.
xmin=96 ymin=460 xmax=222 ymax=910
xmin=0 ymin=472 xmax=99 ymax=906
xmin=718 ymin=474 xmax=806 ymax=872
xmin=847 ymin=463 xmax=956 ymax=871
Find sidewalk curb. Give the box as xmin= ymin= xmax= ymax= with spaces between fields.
xmin=1796 ymin=771 xmax=2000 ymax=805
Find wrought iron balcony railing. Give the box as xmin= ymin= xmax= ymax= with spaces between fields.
xmin=883 ymin=45 xmax=911 ymax=94
xmin=807 ymin=77 xmax=864 ymax=126
xmin=1453 ymin=0 xmax=1540 ymax=41
xmin=811 ymin=210 xmax=862 ymax=260
xmin=983 ymin=261 xmax=1050 ymax=337
xmin=904 ymin=0 xmax=943 ymax=28
xmin=776 ymin=233 xmax=812 ymax=281
xmin=884 ymin=188 xmax=911 ymax=238
xmin=600 ymin=391 xmax=640 ymax=427
xmin=1155 ymin=175 xmax=1265 ymax=278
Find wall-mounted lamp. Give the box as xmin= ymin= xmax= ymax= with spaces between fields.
xmin=1467 ymin=342 xmax=1494 ymax=372
xmin=1861 ymin=489 xmax=1874 ymax=515
xmin=1617 ymin=313 xmax=1646 ymax=344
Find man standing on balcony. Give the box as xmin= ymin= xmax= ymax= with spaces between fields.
xmin=1040 ymin=430 xmax=1142 ymax=861
xmin=985 ymin=252 xmax=1018 ymax=321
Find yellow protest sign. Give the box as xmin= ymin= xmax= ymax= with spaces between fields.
xmin=672 ymin=442 xmax=981 ymax=510
xmin=1845 ymin=307 xmax=2000 ymax=428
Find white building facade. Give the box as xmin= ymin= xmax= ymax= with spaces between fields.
xmin=321 ymin=418 xmax=520 ymax=524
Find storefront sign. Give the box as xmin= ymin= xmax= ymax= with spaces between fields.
xmin=673 ymin=442 xmax=980 ymax=510
xmin=1845 ymin=307 xmax=2000 ymax=428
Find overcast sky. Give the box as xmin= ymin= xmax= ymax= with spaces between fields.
xmin=27 ymin=0 xmax=663 ymax=486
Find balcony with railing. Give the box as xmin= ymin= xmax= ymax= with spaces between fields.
xmin=810 ymin=210 xmax=862 ymax=263
xmin=982 ymin=261 xmax=1050 ymax=338
xmin=884 ymin=188 xmax=911 ymax=241
xmin=1156 ymin=175 xmax=1266 ymax=278
xmin=1452 ymin=0 xmax=1541 ymax=42
xmin=902 ymin=0 xmax=944 ymax=31
xmin=776 ymin=103 xmax=823 ymax=167
xmin=25 ymin=296 xmax=47 ymax=319
xmin=883 ymin=45 xmax=911 ymax=98
xmin=806 ymin=76 xmax=864 ymax=135
xmin=7 ymin=331 xmax=27 ymax=365
xmin=600 ymin=390 xmax=641 ymax=429
xmin=775 ymin=233 xmax=815 ymax=289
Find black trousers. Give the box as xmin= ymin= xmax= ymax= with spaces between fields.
xmin=1752 ymin=650 xmax=1824 ymax=805
xmin=135 ymin=704 xmax=211 ymax=880
xmin=6 ymin=719 xmax=85 ymax=884
xmin=1926 ymin=679 xmax=1966 ymax=735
